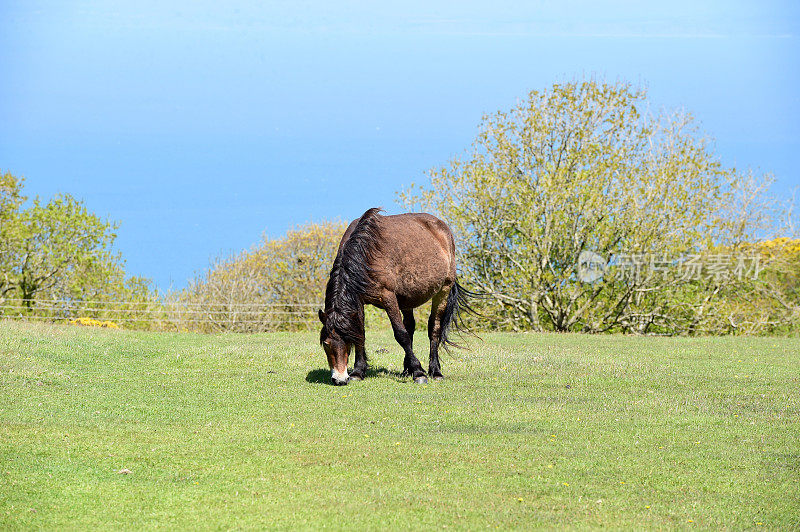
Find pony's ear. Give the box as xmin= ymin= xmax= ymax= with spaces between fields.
xmin=318 ymin=309 xmax=326 ymax=323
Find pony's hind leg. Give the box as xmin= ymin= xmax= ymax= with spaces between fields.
xmin=383 ymin=294 xmax=427 ymax=383
xmin=427 ymin=289 xmax=449 ymax=380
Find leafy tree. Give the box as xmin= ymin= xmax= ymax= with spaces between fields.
xmin=0 ymin=171 xmax=160 ymax=323
xmin=177 ymin=221 xmax=348 ymax=332
xmin=13 ymin=194 xmax=119 ymax=307
xmin=399 ymin=80 xmax=792 ymax=334
xmin=0 ymin=171 xmax=25 ymax=300
xmin=720 ymin=237 xmax=800 ymax=334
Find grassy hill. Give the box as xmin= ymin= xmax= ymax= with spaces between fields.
xmin=1 ymin=321 xmax=798 ymax=529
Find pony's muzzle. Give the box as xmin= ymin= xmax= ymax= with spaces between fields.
xmin=331 ymin=368 xmax=349 ymax=386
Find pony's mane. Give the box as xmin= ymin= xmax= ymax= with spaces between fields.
xmin=323 ymin=207 xmax=383 ymax=344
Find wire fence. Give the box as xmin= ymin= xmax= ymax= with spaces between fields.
xmin=0 ymin=299 xmax=326 ymax=332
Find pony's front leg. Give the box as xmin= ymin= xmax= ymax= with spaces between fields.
xmin=349 ymin=343 xmax=368 ymax=381
xmin=383 ymin=295 xmax=427 ymax=383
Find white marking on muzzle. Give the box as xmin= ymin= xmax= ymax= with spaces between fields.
xmin=331 ymin=368 xmax=349 ymax=383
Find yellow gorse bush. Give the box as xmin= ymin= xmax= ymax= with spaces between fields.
xmin=70 ymin=316 xmax=120 ymax=329
xmin=755 ymin=237 xmax=800 ymax=258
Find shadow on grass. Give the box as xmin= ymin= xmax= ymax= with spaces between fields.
xmin=305 ymin=365 xmax=405 ymax=385
xmin=305 ymin=369 xmax=331 ymax=384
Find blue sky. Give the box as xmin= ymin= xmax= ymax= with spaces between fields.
xmin=1 ymin=1 xmax=798 ymax=290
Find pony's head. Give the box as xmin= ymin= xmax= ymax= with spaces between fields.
xmin=318 ymin=208 xmax=381 ymax=386
xmin=318 ymin=309 xmax=351 ymax=385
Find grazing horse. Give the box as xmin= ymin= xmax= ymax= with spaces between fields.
xmin=319 ymin=208 xmax=473 ymax=385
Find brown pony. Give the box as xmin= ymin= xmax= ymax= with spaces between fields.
xmin=318 ymin=208 xmax=473 ymax=385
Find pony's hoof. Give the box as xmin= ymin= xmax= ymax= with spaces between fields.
xmin=414 ymin=376 xmax=428 ymax=384
xmin=348 ymin=375 xmax=362 ymax=382
xmin=432 ymin=376 xmax=444 ymax=382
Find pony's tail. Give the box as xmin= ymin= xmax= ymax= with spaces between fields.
xmin=440 ymin=279 xmax=481 ymax=350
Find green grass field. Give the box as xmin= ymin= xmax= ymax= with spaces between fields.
xmin=1 ymin=321 xmax=798 ymax=530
